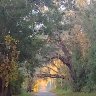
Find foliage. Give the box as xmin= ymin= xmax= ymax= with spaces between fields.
xmin=18 ymin=89 xmax=31 ymax=96
xmin=10 ymin=71 xmax=24 ymax=95
xmin=54 ymin=88 xmax=96 ymax=96
xmin=0 ymin=35 xmax=19 ymax=87
xmin=0 ymin=0 xmax=45 ymax=80
xmin=1 ymin=0 xmax=96 ymax=94
xmin=80 ymin=1 xmax=96 ymax=92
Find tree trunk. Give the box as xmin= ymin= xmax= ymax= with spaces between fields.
xmin=0 ymin=78 xmax=12 ymax=96
xmin=58 ymin=57 xmax=80 ymax=92
xmin=6 ymin=84 xmax=12 ymax=96
xmin=0 ymin=78 xmax=5 ymax=96
xmin=0 ymin=78 xmax=2 ymax=96
xmin=51 ymin=55 xmax=82 ymax=91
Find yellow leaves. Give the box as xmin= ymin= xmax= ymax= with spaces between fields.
xmin=39 ymin=5 xmax=49 ymax=13
xmin=65 ymin=10 xmax=76 ymax=17
xmin=72 ymin=24 xmax=90 ymax=57
xmin=4 ymin=35 xmax=19 ymax=46
xmin=0 ymin=35 xmax=19 ymax=87
xmin=5 ymin=35 xmax=14 ymax=45
xmin=0 ymin=60 xmax=18 ymax=87
xmin=9 ymin=60 xmax=18 ymax=81
xmin=76 ymin=0 xmax=88 ymax=7
xmin=61 ymin=24 xmax=90 ymax=58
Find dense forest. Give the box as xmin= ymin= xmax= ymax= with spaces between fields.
xmin=0 ymin=0 xmax=96 ymax=96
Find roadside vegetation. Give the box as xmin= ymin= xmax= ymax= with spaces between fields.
xmin=54 ymin=88 xmax=96 ymax=96
xmin=18 ymin=90 xmax=31 ymax=96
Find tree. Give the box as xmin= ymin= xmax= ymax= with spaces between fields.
xmin=34 ymin=0 xmax=91 ymax=92
xmin=0 ymin=35 xmax=19 ymax=96
xmin=81 ymin=1 xmax=96 ymax=91
xmin=0 ymin=0 xmax=44 ymax=95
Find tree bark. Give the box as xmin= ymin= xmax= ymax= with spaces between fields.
xmin=6 ymin=84 xmax=12 ymax=96
xmin=0 ymin=78 xmax=12 ymax=96
xmin=0 ymin=78 xmax=5 ymax=96
xmin=0 ymin=78 xmax=2 ymax=96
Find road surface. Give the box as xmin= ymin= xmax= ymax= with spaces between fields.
xmin=33 ymin=78 xmax=56 ymax=96
xmin=35 ymin=92 xmax=56 ymax=96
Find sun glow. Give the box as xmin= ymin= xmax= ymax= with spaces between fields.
xmin=33 ymin=59 xmax=63 ymax=92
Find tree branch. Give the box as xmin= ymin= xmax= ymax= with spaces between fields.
xmin=51 ymin=54 xmax=72 ymax=71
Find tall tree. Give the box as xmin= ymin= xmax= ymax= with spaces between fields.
xmin=0 ymin=0 xmax=44 ymax=95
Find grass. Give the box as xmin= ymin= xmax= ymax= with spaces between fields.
xmin=18 ymin=92 xmax=31 ymax=96
xmin=13 ymin=89 xmax=32 ymax=96
xmin=54 ymin=88 xmax=96 ymax=96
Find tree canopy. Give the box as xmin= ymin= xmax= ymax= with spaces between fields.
xmin=0 ymin=0 xmax=96 ymax=95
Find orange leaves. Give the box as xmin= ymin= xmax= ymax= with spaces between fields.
xmin=0 ymin=59 xmax=18 ymax=87
xmin=76 ymin=0 xmax=88 ymax=7
xmin=61 ymin=24 xmax=90 ymax=57
xmin=0 ymin=35 xmax=19 ymax=87
xmin=5 ymin=35 xmax=14 ymax=45
xmin=9 ymin=60 xmax=18 ymax=81
xmin=5 ymin=35 xmax=19 ymax=46
xmin=72 ymin=24 xmax=90 ymax=57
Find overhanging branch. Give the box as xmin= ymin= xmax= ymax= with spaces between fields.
xmin=51 ymin=54 xmax=72 ymax=71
